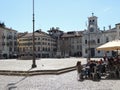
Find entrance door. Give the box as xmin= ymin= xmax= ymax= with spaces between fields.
xmin=90 ymin=48 xmax=95 ymax=57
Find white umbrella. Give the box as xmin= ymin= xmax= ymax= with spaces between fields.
xmin=96 ymin=40 xmax=120 ymax=51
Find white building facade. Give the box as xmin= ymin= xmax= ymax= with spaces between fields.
xmin=0 ymin=24 xmax=17 ymax=59
xmin=82 ymin=14 xmax=120 ymax=58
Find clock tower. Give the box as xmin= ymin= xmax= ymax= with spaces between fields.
xmin=88 ymin=13 xmax=98 ymax=32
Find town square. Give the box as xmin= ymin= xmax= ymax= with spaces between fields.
xmin=0 ymin=58 xmax=120 ymax=90
xmin=0 ymin=0 xmax=120 ymax=90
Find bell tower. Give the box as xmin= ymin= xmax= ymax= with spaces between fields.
xmin=88 ymin=13 xmax=98 ymax=32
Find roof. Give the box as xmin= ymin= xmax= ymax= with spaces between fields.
xmin=19 ymin=32 xmax=51 ymax=38
xmin=48 ymin=29 xmax=63 ymax=33
xmin=0 ymin=26 xmax=17 ymax=32
xmin=61 ymin=31 xmax=82 ymax=38
xmin=104 ymin=28 xmax=116 ymax=33
xmin=116 ymin=23 xmax=120 ymax=25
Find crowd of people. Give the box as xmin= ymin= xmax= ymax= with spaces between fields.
xmin=76 ymin=57 xmax=120 ymax=81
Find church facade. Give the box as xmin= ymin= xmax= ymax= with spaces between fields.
xmin=82 ymin=13 xmax=120 ymax=58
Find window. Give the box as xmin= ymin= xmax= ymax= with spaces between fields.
xmin=85 ymin=40 xmax=87 ymax=44
xmin=106 ymin=37 xmax=109 ymax=42
xmin=98 ymin=51 xmax=100 ymax=53
xmin=97 ymin=39 xmax=100 ymax=43
xmin=80 ymin=45 xmax=82 ymax=50
xmin=38 ymin=47 xmax=40 ymax=51
xmin=9 ymin=47 xmax=12 ymax=51
xmin=23 ymin=48 xmax=25 ymax=52
xmin=38 ymin=38 xmax=40 ymax=40
xmin=48 ymin=48 xmax=50 ymax=51
xmin=85 ymin=49 xmax=87 ymax=54
xmin=89 ymin=20 xmax=91 ymax=23
xmin=34 ymin=47 xmax=36 ymax=51
xmin=43 ymin=47 xmax=45 ymax=51
xmin=71 ymin=45 xmax=74 ymax=49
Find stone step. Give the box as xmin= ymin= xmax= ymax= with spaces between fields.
xmin=0 ymin=66 xmax=76 ymax=76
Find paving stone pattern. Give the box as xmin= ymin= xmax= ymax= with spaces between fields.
xmin=0 ymin=58 xmax=120 ymax=90
xmin=0 ymin=71 xmax=120 ymax=90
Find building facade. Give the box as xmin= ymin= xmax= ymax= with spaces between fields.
xmin=18 ymin=30 xmax=57 ymax=59
xmin=17 ymin=14 xmax=120 ymax=59
xmin=60 ymin=31 xmax=82 ymax=57
xmin=1 ymin=14 xmax=120 ymax=59
xmin=0 ymin=23 xmax=17 ymax=59
xmin=82 ymin=14 xmax=120 ymax=58
xmin=47 ymin=27 xmax=83 ymax=58
xmin=48 ymin=27 xmax=63 ymax=57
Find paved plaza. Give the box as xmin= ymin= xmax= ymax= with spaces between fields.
xmin=0 ymin=71 xmax=120 ymax=90
xmin=0 ymin=58 xmax=120 ymax=90
xmin=0 ymin=57 xmax=87 ymax=75
xmin=0 ymin=58 xmax=87 ymax=71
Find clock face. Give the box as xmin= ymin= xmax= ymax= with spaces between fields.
xmin=90 ymin=27 xmax=94 ymax=32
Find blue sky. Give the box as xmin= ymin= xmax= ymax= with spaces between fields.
xmin=0 ymin=0 xmax=120 ymax=32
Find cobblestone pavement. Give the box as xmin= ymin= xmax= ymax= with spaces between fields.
xmin=0 ymin=71 xmax=120 ymax=90
xmin=0 ymin=58 xmax=87 ymax=71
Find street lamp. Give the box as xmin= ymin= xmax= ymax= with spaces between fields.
xmin=32 ymin=0 xmax=37 ymax=68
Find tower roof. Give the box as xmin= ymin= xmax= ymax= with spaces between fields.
xmin=88 ymin=13 xmax=98 ymax=19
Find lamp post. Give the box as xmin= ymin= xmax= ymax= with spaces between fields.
xmin=32 ymin=0 xmax=37 ymax=68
